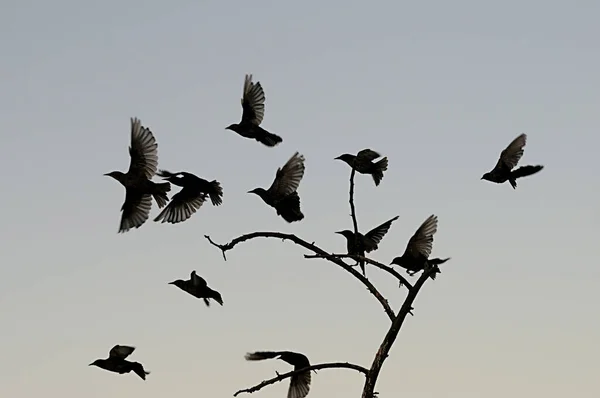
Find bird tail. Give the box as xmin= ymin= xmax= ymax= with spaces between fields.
xmin=208 ymin=180 xmax=224 ymax=206
xmin=427 ymin=258 xmax=450 ymax=280
xmin=256 ymin=127 xmax=283 ymax=147
xmin=131 ymin=362 xmax=150 ymax=380
xmin=277 ymin=192 xmax=304 ymax=223
xmin=245 ymin=351 xmax=280 ymax=361
xmin=151 ymin=181 xmax=171 ymax=208
xmin=371 ymin=157 xmax=388 ymax=186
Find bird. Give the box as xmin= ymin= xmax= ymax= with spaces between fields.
xmin=481 ymin=133 xmax=544 ymax=189
xmin=226 ymin=74 xmax=283 ymax=147
xmin=89 ymin=345 xmax=150 ymax=380
xmin=335 ymin=149 xmax=388 ymax=186
xmin=336 ymin=215 xmax=399 ymax=275
xmin=169 ymin=270 xmax=224 ymax=306
xmin=248 ymin=152 xmax=305 ymax=223
xmin=245 ymin=351 xmax=312 ymax=398
xmin=104 ymin=117 xmax=171 ymax=233
xmin=390 ymin=214 xmax=450 ymax=280
xmin=153 ymin=170 xmax=223 ymax=224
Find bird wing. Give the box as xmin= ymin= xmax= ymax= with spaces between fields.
xmin=364 ymin=216 xmax=399 ymax=250
xmin=496 ymin=133 xmax=527 ymax=171
xmin=109 ymin=345 xmax=136 ymax=359
xmin=403 ymin=214 xmax=438 ymax=259
xmin=268 ymin=152 xmax=306 ymax=197
xmin=153 ymin=188 xmax=207 ymax=224
xmin=190 ymin=271 xmax=208 ymax=288
xmin=119 ymin=191 xmax=152 ymax=233
xmin=240 ymin=74 xmax=266 ymax=126
xmin=288 ymin=369 xmax=311 ymax=398
xmin=356 ymin=148 xmax=381 ymax=162
xmin=127 ymin=117 xmax=159 ymax=180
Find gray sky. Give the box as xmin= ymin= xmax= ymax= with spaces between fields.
xmin=1 ymin=0 xmax=598 ymax=397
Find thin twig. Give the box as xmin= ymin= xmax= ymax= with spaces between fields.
xmin=349 ymin=166 xmax=360 ymax=238
xmin=233 ymin=362 xmax=368 ymax=397
xmin=304 ymin=253 xmax=413 ymax=289
xmin=204 ymin=233 xmax=395 ymax=321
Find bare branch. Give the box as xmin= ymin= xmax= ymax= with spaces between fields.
xmin=349 ymin=166 xmax=360 ymax=238
xmin=204 ymin=233 xmax=395 ymax=320
xmin=303 ymin=253 xmax=413 ymax=289
xmin=233 ymin=362 xmax=368 ymax=397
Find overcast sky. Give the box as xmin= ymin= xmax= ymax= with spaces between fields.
xmin=1 ymin=1 xmax=598 ymax=397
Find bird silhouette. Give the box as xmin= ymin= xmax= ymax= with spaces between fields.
xmin=104 ymin=117 xmax=171 ymax=233
xmin=248 ymin=152 xmax=305 ymax=223
xmin=169 ymin=270 xmax=223 ymax=306
xmin=226 ymin=74 xmax=283 ymax=147
xmin=481 ymin=133 xmax=544 ymax=189
xmin=245 ymin=351 xmax=312 ymax=398
xmin=153 ymin=170 xmax=223 ymax=224
xmin=89 ymin=345 xmax=150 ymax=380
xmin=335 ymin=149 xmax=388 ymax=186
xmin=336 ymin=216 xmax=399 ymax=275
xmin=390 ymin=214 xmax=449 ymax=280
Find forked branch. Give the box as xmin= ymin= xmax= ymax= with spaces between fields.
xmin=233 ymin=362 xmax=368 ymax=397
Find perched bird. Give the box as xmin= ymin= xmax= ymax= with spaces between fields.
xmin=226 ymin=74 xmax=283 ymax=147
xmin=105 ymin=117 xmax=171 ymax=233
xmin=248 ymin=152 xmax=305 ymax=223
xmin=335 ymin=149 xmax=388 ymax=186
xmin=89 ymin=345 xmax=150 ymax=380
xmin=153 ymin=170 xmax=223 ymax=224
xmin=245 ymin=351 xmax=312 ymax=398
xmin=390 ymin=214 xmax=450 ymax=280
xmin=336 ymin=215 xmax=399 ymax=275
xmin=481 ymin=133 xmax=544 ymax=189
xmin=169 ymin=270 xmax=223 ymax=306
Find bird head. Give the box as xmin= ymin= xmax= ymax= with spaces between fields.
xmin=88 ymin=359 xmax=102 ymax=367
xmin=480 ymin=172 xmax=491 ymax=181
xmin=390 ymin=256 xmax=403 ymax=266
xmin=168 ymin=280 xmax=186 ymax=289
xmin=104 ymin=171 xmax=125 ymax=182
xmin=334 ymin=154 xmax=354 ymax=166
xmin=225 ymin=123 xmax=240 ymax=132
xmin=335 ymin=230 xmax=354 ymax=240
xmin=247 ymin=188 xmax=267 ymax=198
xmin=156 ymin=169 xmax=180 ymax=182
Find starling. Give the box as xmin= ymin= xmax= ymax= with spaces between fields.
xmin=153 ymin=170 xmax=223 ymax=224
xmin=248 ymin=152 xmax=305 ymax=223
xmin=105 ymin=117 xmax=171 ymax=233
xmin=336 ymin=215 xmax=399 ymax=275
xmin=245 ymin=351 xmax=311 ymax=398
xmin=169 ymin=270 xmax=224 ymax=306
xmin=390 ymin=214 xmax=450 ymax=280
xmin=335 ymin=149 xmax=388 ymax=186
xmin=481 ymin=133 xmax=544 ymax=189
xmin=89 ymin=345 xmax=150 ymax=380
xmin=226 ymin=74 xmax=283 ymax=147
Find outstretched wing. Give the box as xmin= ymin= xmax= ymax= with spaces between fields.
xmin=268 ymin=152 xmax=306 ymax=197
xmin=496 ymin=133 xmax=527 ymax=171
xmin=288 ymin=369 xmax=311 ymax=398
xmin=240 ymin=74 xmax=266 ymax=126
xmin=119 ymin=191 xmax=152 ymax=233
xmin=364 ymin=215 xmax=399 ymax=251
xmin=109 ymin=345 xmax=136 ymax=359
xmin=356 ymin=148 xmax=381 ymax=162
xmin=403 ymin=214 xmax=438 ymax=259
xmin=127 ymin=117 xmax=159 ymax=179
xmin=153 ymin=188 xmax=207 ymax=224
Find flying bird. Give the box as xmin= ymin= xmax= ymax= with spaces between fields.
xmin=248 ymin=152 xmax=305 ymax=223
xmin=335 ymin=149 xmax=388 ymax=186
xmin=105 ymin=117 xmax=171 ymax=233
xmin=153 ymin=170 xmax=223 ymax=224
xmin=89 ymin=345 xmax=150 ymax=380
xmin=245 ymin=351 xmax=312 ymax=398
xmin=226 ymin=74 xmax=283 ymax=147
xmin=336 ymin=215 xmax=399 ymax=275
xmin=169 ymin=270 xmax=223 ymax=306
xmin=481 ymin=133 xmax=544 ymax=189
xmin=390 ymin=214 xmax=450 ymax=280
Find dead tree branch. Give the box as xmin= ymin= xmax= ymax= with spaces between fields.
xmin=349 ymin=166 xmax=360 ymax=239
xmin=204 ymin=233 xmax=395 ymax=321
xmin=233 ymin=362 xmax=368 ymax=397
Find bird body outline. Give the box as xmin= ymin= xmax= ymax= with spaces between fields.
xmin=169 ymin=270 xmax=224 ymax=306
xmin=89 ymin=345 xmax=150 ymax=380
xmin=335 ymin=148 xmax=388 ymax=186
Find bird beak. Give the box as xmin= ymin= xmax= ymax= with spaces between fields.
xmin=103 ymin=173 xmax=110 ymax=176
xmin=334 ymin=231 xmax=343 ymax=235
xmin=334 ymin=155 xmax=342 ymax=160
xmin=168 ymin=281 xmax=175 ymax=285
xmin=88 ymin=363 xmax=94 ymax=366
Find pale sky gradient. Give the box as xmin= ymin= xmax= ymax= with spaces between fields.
xmin=1 ymin=1 xmax=599 ymax=397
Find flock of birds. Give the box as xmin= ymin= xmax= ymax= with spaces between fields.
xmin=92 ymin=74 xmax=545 ymax=398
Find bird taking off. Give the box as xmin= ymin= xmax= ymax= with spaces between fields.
xmin=248 ymin=152 xmax=306 ymax=223
xmin=105 ymin=117 xmax=171 ymax=233
xmin=481 ymin=133 xmax=544 ymax=189
xmin=335 ymin=149 xmax=388 ymax=186
xmin=169 ymin=270 xmax=223 ymax=306
xmin=153 ymin=170 xmax=223 ymax=224
xmin=336 ymin=215 xmax=399 ymax=276
xmin=391 ymin=214 xmax=450 ymax=280
xmin=245 ymin=351 xmax=312 ymax=398
xmin=89 ymin=345 xmax=150 ymax=380
xmin=226 ymin=74 xmax=283 ymax=147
